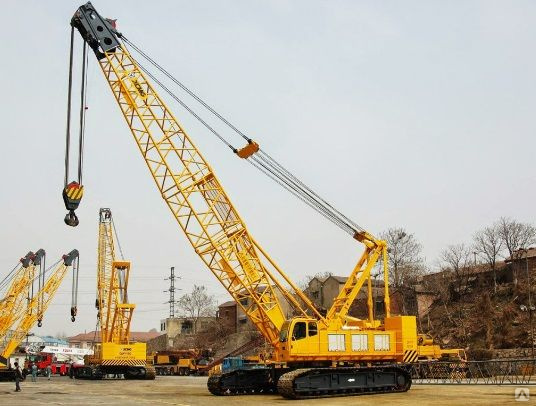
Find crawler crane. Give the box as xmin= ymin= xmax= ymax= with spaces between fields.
xmin=0 ymin=250 xmax=79 ymax=380
xmin=64 ymin=2 xmax=462 ymax=398
xmin=0 ymin=250 xmax=43 ymax=339
xmin=75 ymin=208 xmax=155 ymax=379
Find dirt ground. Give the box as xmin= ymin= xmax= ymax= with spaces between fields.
xmin=0 ymin=376 xmax=530 ymax=405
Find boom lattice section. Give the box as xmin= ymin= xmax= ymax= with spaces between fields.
xmin=98 ymin=48 xmax=291 ymax=343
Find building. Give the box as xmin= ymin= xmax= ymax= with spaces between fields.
xmin=153 ymin=316 xmax=218 ymax=350
xmin=215 ymin=286 xmax=293 ymax=334
xmin=305 ymin=275 xmax=386 ymax=317
xmin=159 ymin=316 xmax=216 ymax=337
xmin=217 ymin=301 xmax=237 ymax=333
xmin=506 ymin=247 xmax=536 ymax=283
xmin=68 ymin=331 xmax=161 ymax=350
xmin=305 ymin=276 xmax=328 ymax=310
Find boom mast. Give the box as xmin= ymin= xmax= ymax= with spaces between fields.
xmin=0 ymin=252 xmax=38 ymax=338
xmin=71 ymin=2 xmax=322 ymax=345
xmin=0 ymin=250 xmax=79 ymax=366
xmin=97 ymin=208 xmax=134 ymax=344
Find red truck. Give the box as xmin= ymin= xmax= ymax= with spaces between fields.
xmin=26 ymin=354 xmax=71 ymax=376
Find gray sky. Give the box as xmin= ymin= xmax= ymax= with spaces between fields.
xmin=1 ymin=0 xmax=535 ymax=337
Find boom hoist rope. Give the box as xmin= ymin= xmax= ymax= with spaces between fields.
xmin=62 ymin=26 xmax=88 ymax=227
xmin=121 ymin=36 xmax=372 ymax=243
xmin=64 ymin=26 xmax=375 ymax=244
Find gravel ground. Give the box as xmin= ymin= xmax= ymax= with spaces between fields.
xmin=0 ymin=375 xmax=529 ymax=405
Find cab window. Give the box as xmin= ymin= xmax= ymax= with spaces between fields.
xmin=279 ymin=321 xmax=290 ymax=342
xmin=292 ymin=322 xmax=307 ymax=340
xmin=308 ymin=322 xmax=318 ymax=337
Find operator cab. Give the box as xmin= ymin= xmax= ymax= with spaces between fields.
xmin=279 ymin=319 xmax=318 ymax=342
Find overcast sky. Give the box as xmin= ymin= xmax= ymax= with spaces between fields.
xmin=1 ymin=0 xmax=535 ymax=337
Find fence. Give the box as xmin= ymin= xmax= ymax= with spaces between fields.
xmin=408 ymin=359 xmax=536 ymax=385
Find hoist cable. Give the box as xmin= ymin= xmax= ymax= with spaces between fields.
xmin=111 ymin=217 xmax=125 ymax=260
xmin=253 ymin=153 xmax=354 ymax=230
xmin=27 ymin=258 xmax=63 ymax=288
xmin=257 ymin=150 xmax=365 ymax=232
xmin=249 ymin=156 xmax=355 ymax=236
xmin=0 ymin=262 xmax=23 ymax=293
xmin=71 ymin=256 xmax=79 ymax=309
xmin=133 ymin=57 xmax=236 ymax=153
xmin=250 ymin=155 xmax=349 ymax=232
xmin=64 ymin=26 xmax=75 ymax=187
xmin=122 ymin=36 xmax=250 ymax=142
xmin=77 ymin=40 xmax=88 ymax=184
xmin=121 ymin=39 xmax=372 ymax=239
xmin=37 ymin=255 xmax=46 ymax=317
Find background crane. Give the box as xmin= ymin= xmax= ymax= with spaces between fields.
xmin=0 ymin=251 xmax=42 ymax=339
xmin=75 ymin=208 xmax=155 ymax=380
xmin=0 ymin=250 xmax=79 ymax=380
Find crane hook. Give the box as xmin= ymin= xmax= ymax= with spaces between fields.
xmin=64 ymin=211 xmax=79 ymax=227
xmin=62 ymin=182 xmax=83 ymax=227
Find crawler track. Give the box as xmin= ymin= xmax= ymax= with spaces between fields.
xmin=208 ymin=366 xmax=411 ymax=399
xmin=277 ymin=366 xmax=411 ymax=399
xmin=207 ymin=368 xmax=276 ymax=395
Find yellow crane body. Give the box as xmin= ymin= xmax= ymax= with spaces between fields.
xmin=0 ymin=251 xmax=40 ymax=340
xmin=77 ymin=208 xmax=154 ymax=379
xmin=69 ymin=2 xmax=463 ymax=398
xmin=0 ymin=250 xmax=79 ymax=377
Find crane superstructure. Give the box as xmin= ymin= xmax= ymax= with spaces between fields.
xmin=0 ymin=250 xmax=79 ymax=379
xmin=76 ymin=208 xmax=154 ymax=380
xmin=66 ymin=2 xmax=462 ymax=398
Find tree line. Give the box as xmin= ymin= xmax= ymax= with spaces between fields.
xmin=381 ymin=217 xmax=536 ymax=291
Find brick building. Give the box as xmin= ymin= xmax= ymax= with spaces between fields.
xmin=305 ymin=275 xmax=386 ymax=317
xmin=217 ymin=301 xmax=237 ymax=333
xmin=216 ymin=286 xmax=292 ymax=333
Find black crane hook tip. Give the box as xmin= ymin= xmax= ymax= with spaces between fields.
xmin=64 ymin=211 xmax=79 ymax=227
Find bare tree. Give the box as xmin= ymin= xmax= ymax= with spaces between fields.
xmin=497 ymin=217 xmax=536 ymax=285
xmin=439 ymin=243 xmax=473 ymax=299
xmin=177 ymin=285 xmax=216 ymax=333
xmin=474 ymin=224 xmax=504 ymax=292
xmin=298 ymin=271 xmax=332 ymax=292
xmin=380 ymin=227 xmax=424 ymax=288
xmin=438 ymin=243 xmax=473 ymax=345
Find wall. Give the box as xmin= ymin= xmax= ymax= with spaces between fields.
xmin=305 ymin=278 xmax=324 ymax=309
xmin=321 ymin=277 xmax=345 ymax=309
xmin=218 ymin=305 xmax=237 ymax=333
xmin=415 ymin=292 xmax=436 ymax=318
xmin=146 ymin=334 xmax=168 ymax=353
xmin=493 ymin=348 xmax=535 ymax=359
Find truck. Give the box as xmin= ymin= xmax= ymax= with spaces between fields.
xmin=152 ymin=350 xmax=212 ymax=376
xmin=26 ymin=354 xmax=70 ymax=376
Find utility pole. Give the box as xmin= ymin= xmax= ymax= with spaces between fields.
xmin=526 ymin=250 xmax=534 ymax=358
xmin=164 ymin=267 xmax=181 ymax=318
xmin=519 ymin=249 xmax=535 ymax=358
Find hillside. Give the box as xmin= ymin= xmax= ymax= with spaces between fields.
xmin=420 ymin=281 xmax=534 ymax=358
